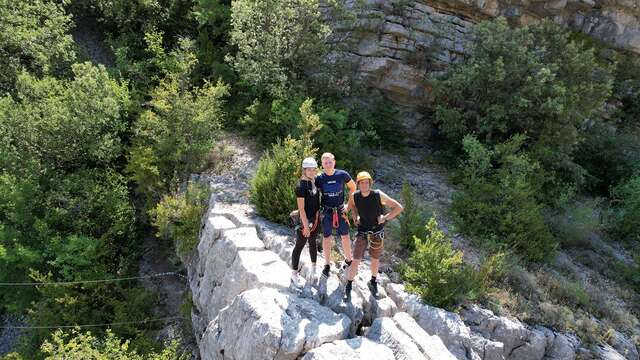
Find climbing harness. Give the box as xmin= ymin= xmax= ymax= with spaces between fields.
xmin=323 ymin=204 xmax=349 ymax=229
xmin=361 ymin=229 xmax=384 ymax=250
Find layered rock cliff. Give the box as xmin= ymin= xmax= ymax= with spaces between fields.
xmin=326 ymin=0 xmax=640 ymax=116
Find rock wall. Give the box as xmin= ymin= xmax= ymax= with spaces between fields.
xmin=326 ymin=0 xmax=640 ymax=122
xmin=179 ymin=179 xmax=638 ymax=359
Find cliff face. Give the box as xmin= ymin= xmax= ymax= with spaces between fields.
xmin=328 ymin=0 xmax=640 ymax=112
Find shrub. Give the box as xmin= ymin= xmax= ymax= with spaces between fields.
xmin=40 ymin=329 xmax=188 ymax=360
xmin=400 ymin=217 xmax=501 ymax=309
xmin=613 ymin=256 xmax=640 ymax=295
xmin=151 ymin=182 xmax=211 ymax=258
xmin=250 ymin=99 xmax=320 ymax=224
xmin=431 ymin=18 xmax=612 ymax=194
xmin=608 ymin=173 xmax=640 ymax=243
xmin=127 ymin=73 xmax=228 ymax=204
xmin=574 ymin=120 xmax=640 ymax=194
xmin=0 ymin=63 xmax=130 ymax=173
xmin=240 ymin=95 xmax=377 ymax=173
xmin=548 ymin=198 xmax=603 ymax=249
xmin=0 ymin=0 xmax=76 ymax=92
xmin=229 ymin=0 xmax=330 ymax=96
xmin=395 ymin=182 xmax=427 ymax=251
xmin=452 ymin=135 xmax=557 ymax=262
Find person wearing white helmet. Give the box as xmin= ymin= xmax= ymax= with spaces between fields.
xmin=291 ymin=156 xmax=321 ymax=287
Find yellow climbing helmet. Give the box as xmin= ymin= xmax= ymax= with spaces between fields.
xmin=356 ymin=171 xmax=373 ymax=184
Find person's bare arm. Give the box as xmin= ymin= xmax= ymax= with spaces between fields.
xmin=378 ymin=190 xmax=403 ymax=224
xmin=346 ymin=179 xmax=356 ymax=197
xmin=297 ymin=197 xmax=310 ymax=237
xmin=348 ymin=193 xmax=359 ymax=225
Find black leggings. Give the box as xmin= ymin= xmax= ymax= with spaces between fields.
xmin=292 ymin=221 xmax=319 ymax=271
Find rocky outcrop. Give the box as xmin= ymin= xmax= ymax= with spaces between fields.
xmin=181 ymin=178 xmax=636 ymax=359
xmin=326 ymin=0 xmax=640 ymax=123
xmin=183 ymin=193 xmax=447 ymax=359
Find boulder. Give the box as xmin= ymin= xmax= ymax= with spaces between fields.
xmin=202 ymin=288 xmax=351 ymax=360
xmin=301 ymin=337 xmax=395 ymax=360
xmin=366 ymin=317 xmax=428 ymax=360
xmin=392 ymin=312 xmax=458 ymax=360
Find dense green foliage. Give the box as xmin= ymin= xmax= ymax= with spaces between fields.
xmin=431 ymin=18 xmax=612 ymax=195
xmin=0 ymin=63 xmax=130 ymax=172
xmin=38 ymin=330 xmax=187 ymax=360
xmin=241 ymin=95 xmax=381 ymax=172
xmin=608 ymin=174 xmax=640 ymax=243
xmin=151 ymin=182 xmax=211 ymax=257
xmin=395 ymin=182 xmax=427 ymax=251
xmin=250 ymin=99 xmax=319 ymax=224
xmin=452 ymin=135 xmax=556 ymax=262
xmin=229 ymin=0 xmax=330 ymax=97
xmin=401 ymin=217 xmax=505 ymax=309
xmin=127 ymin=71 xmax=228 ymax=203
xmin=0 ymin=0 xmax=76 ymax=93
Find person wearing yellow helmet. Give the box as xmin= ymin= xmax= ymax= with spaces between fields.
xmin=344 ymin=171 xmax=403 ymax=300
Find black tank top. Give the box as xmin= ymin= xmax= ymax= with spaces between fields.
xmin=354 ymin=190 xmax=383 ymax=232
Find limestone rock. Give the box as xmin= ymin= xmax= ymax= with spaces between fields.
xmin=202 ymin=288 xmax=351 ymax=360
xmin=366 ymin=316 xmax=429 ymax=360
xmin=301 ymin=337 xmax=396 ymax=360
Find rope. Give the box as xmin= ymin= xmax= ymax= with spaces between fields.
xmin=0 ymin=272 xmax=187 ymax=286
xmin=0 ymin=316 xmax=188 ymax=330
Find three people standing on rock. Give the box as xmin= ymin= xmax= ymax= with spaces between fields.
xmin=291 ymin=152 xmax=404 ymax=301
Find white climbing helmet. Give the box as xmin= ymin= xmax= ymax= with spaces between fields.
xmin=302 ymin=157 xmax=318 ymax=169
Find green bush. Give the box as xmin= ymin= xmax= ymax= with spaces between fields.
xmin=0 ymin=63 xmax=130 ymax=173
xmin=151 ymin=182 xmax=211 ymax=258
xmin=0 ymin=169 xmax=136 ymax=313
xmin=400 ymin=217 xmax=502 ymax=309
xmin=229 ymin=0 xmax=330 ymax=97
xmin=608 ymin=174 xmax=640 ymax=243
xmin=613 ymin=256 xmax=640 ymax=295
xmin=574 ymin=120 xmax=640 ymax=194
xmin=127 ymin=73 xmax=228 ymax=204
xmin=240 ymin=95 xmax=380 ymax=173
xmin=40 ymin=329 xmax=188 ymax=360
xmin=452 ymin=135 xmax=557 ymax=262
xmin=250 ymin=99 xmax=320 ymax=224
xmin=395 ymin=182 xmax=427 ymax=251
xmin=251 ymin=136 xmax=316 ymax=224
xmin=0 ymin=0 xmax=76 ymax=92
xmin=431 ymin=18 xmax=612 ymax=194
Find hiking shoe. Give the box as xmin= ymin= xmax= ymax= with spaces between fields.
xmin=321 ymin=264 xmax=331 ymax=278
xmin=344 ymin=281 xmax=352 ymax=301
xmin=291 ymin=272 xmax=304 ymax=288
xmin=342 ymin=259 xmax=352 ymax=271
xmin=368 ymin=280 xmax=378 ymax=299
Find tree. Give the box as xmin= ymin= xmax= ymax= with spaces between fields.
xmin=127 ymin=72 xmax=229 ymax=203
xmin=0 ymin=0 xmax=76 ymax=92
xmin=452 ymin=135 xmax=557 ymax=262
xmin=431 ymin=18 xmax=612 ymax=193
xmin=0 ymin=63 xmax=130 ymax=173
xmin=229 ymin=0 xmax=330 ymax=96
